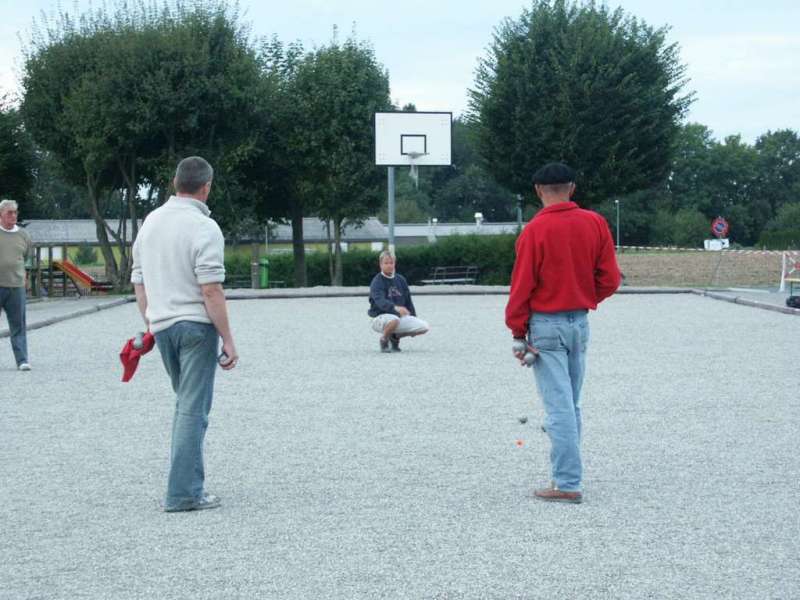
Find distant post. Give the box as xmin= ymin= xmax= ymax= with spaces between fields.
xmin=250 ymin=243 xmax=260 ymax=289
xmin=388 ymin=166 xmax=396 ymax=254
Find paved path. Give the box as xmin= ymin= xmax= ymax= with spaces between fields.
xmin=1 ymin=293 xmax=798 ymax=599
xmin=0 ymin=296 xmax=129 ymax=338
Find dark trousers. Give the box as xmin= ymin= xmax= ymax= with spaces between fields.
xmin=0 ymin=287 xmax=28 ymax=366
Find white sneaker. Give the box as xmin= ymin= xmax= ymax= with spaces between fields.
xmin=18 ymin=362 xmax=31 ymax=371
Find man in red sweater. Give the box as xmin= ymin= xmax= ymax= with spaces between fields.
xmin=506 ymin=163 xmax=621 ymax=503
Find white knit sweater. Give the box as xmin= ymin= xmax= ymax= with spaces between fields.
xmin=131 ymin=195 xmax=226 ymax=333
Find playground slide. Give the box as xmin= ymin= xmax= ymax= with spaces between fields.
xmin=53 ymin=259 xmax=113 ymax=292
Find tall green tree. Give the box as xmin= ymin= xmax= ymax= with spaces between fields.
xmin=286 ymin=33 xmax=391 ymax=285
xmin=666 ymin=123 xmax=718 ymax=212
xmin=256 ymin=37 xmax=310 ymax=285
xmin=0 ymin=98 xmax=36 ymax=207
xmin=468 ymin=0 xmax=692 ymax=205
xmin=21 ymin=0 xmax=273 ymax=288
xmin=22 ymin=24 xmax=123 ymax=277
xmin=434 ymin=165 xmax=518 ymax=222
xmin=649 ymin=207 xmax=708 ymax=247
xmin=593 ymin=187 xmax=671 ymax=246
xmin=754 ymin=129 xmax=800 ymax=215
xmin=26 ymin=149 xmax=90 ymax=219
xmin=760 ymin=202 xmax=800 ymax=248
xmin=763 ymin=198 xmax=800 ymax=232
xmin=668 ymin=125 xmax=766 ymax=244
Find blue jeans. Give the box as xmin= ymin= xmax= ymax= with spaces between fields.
xmin=530 ymin=310 xmax=589 ymax=492
xmin=0 ymin=287 xmax=28 ymax=366
xmin=154 ymin=321 xmax=219 ymax=509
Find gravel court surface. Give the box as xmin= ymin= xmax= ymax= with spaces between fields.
xmin=1 ymin=294 xmax=798 ymax=599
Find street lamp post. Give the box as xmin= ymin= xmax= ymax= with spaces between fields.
xmin=614 ymin=199 xmax=620 ymax=250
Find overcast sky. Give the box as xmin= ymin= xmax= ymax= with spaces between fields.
xmin=1 ymin=0 xmax=797 ymax=142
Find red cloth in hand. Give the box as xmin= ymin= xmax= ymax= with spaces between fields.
xmin=120 ymin=332 xmax=155 ymax=382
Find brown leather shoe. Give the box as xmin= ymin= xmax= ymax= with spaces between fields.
xmin=534 ymin=485 xmax=583 ymax=504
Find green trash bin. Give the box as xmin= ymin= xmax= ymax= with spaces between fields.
xmin=259 ymin=257 xmax=270 ymax=289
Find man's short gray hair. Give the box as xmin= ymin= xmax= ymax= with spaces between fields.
xmin=379 ymin=250 xmax=395 ymax=262
xmin=174 ymin=156 xmax=214 ymax=194
xmin=0 ymin=199 xmax=18 ymax=213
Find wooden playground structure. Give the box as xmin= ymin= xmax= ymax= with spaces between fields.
xmin=26 ymin=244 xmax=114 ymax=298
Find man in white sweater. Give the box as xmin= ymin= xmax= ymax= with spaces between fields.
xmin=132 ymin=156 xmax=238 ymax=513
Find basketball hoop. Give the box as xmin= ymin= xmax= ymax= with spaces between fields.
xmin=374 ymin=111 xmax=453 ymax=249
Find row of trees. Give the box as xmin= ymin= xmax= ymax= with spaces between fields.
xmin=386 ymin=119 xmax=800 ymax=250
xmin=591 ymin=126 xmax=800 ymax=248
xmin=14 ymin=1 xmax=391 ymax=287
xmin=380 ymin=0 xmax=693 ymax=227
xmin=381 ymin=0 xmax=799 ymax=249
xmin=2 ymin=0 xmax=797 ymax=291
xmin=21 ymin=2 xmax=270 ymax=285
xmin=0 ymin=97 xmax=35 ymax=205
xmin=379 ymin=121 xmax=800 ymax=249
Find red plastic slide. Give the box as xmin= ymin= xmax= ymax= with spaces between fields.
xmin=53 ymin=259 xmax=114 ymax=292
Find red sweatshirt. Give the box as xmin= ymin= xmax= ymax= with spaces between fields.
xmin=505 ymin=201 xmax=621 ymax=338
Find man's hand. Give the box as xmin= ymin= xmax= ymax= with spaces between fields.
xmin=201 ymin=283 xmax=237 ymax=372
xmin=512 ymin=338 xmax=539 ymax=366
xmin=218 ymin=340 xmax=239 ymax=371
xmin=396 ymin=306 xmax=410 ymax=317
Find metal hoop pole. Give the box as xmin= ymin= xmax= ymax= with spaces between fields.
xmin=388 ymin=166 xmax=396 ymax=254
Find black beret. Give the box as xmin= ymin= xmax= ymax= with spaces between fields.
xmin=532 ymin=163 xmax=576 ymax=185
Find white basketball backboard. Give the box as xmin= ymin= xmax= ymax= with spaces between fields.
xmin=375 ymin=111 xmax=452 ymax=166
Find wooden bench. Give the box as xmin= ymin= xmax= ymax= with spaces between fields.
xmin=420 ymin=265 xmax=479 ymax=285
xmin=223 ymin=276 xmax=253 ymax=289
xmin=224 ymin=277 xmax=287 ymax=289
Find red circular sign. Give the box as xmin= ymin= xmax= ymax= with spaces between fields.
xmin=711 ymin=217 xmax=729 ymax=238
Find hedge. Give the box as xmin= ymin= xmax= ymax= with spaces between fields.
xmin=758 ymin=230 xmax=800 ymax=250
xmin=225 ymin=234 xmax=519 ymax=287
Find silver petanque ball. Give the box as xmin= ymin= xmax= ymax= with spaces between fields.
xmin=133 ymin=332 xmax=145 ymax=350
